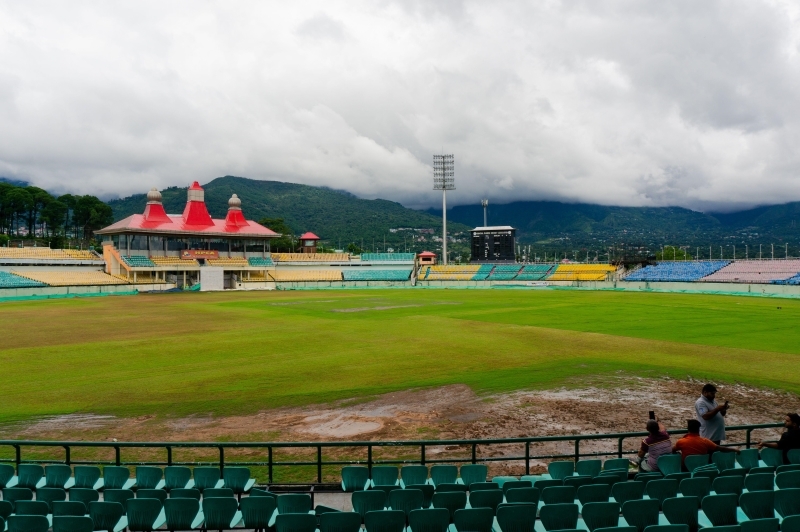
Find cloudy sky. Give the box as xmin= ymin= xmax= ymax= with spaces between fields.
xmin=1 ymin=1 xmax=799 ymax=211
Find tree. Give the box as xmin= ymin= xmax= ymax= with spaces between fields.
xmin=257 ymin=217 xmax=295 ymax=252
xmin=58 ymin=194 xmax=77 ymax=238
xmin=73 ymin=195 xmax=113 ymax=241
xmin=41 ymin=200 xmax=68 ymax=237
xmin=5 ymin=187 xmax=33 ymax=236
xmin=347 ymin=242 xmax=363 ymax=255
xmin=25 ymin=186 xmax=53 ymax=238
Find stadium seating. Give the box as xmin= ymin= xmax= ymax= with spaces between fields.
xmin=12 ymin=271 xmax=129 ymax=286
xmin=269 ymin=270 xmax=343 ymax=282
xmin=149 ymin=256 xmax=198 ymax=266
xmin=624 ymin=261 xmax=731 ymax=282
xmin=248 ymin=257 xmax=275 ymax=267
xmin=0 ymin=271 xmax=46 ymax=288
xmin=62 ymin=250 xmax=99 ymax=260
xmin=550 ymin=264 xmax=618 ymax=281
xmin=112 ymin=274 xmax=164 ymax=284
xmin=271 ymin=253 xmax=349 ymax=262
xmin=487 ymin=264 xmax=523 ymax=280
xmin=421 ymin=265 xmax=480 ymax=281
xmin=206 ymin=257 xmax=249 ymax=267
xmin=241 ymin=272 xmax=271 ymax=282
xmin=342 ymin=269 xmax=412 ymax=281
xmin=121 ymin=256 xmax=156 ymax=268
xmin=361 ymin=253 xmax=415 ymax=262
xmin=515 ymin=264 xmax=555 ymax=281
xmin=701 ymin=260 xmax=800 ymax=283
xmin=471 ymin=264 xmax=494 ymax=280
xmin=0 ymin=248 xmax=99 ymax=261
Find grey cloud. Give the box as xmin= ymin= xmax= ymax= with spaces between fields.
xmin=295 ymin=13 xmax=348 ymax=42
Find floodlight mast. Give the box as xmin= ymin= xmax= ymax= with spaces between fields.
xmin=481 ymin=199 xmax=488 ymax=227
xmin=433 ymin=154 xmax=455 ymax=265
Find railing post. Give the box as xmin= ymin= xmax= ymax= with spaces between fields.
xmin=367 ymin=445 xmax=373 ymax=474
xmin=167 ymin=446 xmax=172 ymax=466
xmin=317 ymin=446 xmax=322 ymax=484
xmin=218 ymin=446 xmax=225 ymax=474
xmin=525 ymin=442 xmax=530 ymax=474
xmin=421 ymin=444 xmax=426 ymax=466
xmin=268 ymin=447 xmax=273 ymax=484
xmin=746 ymin=429 xmax=752 ymax=449
xmin=471 ymin=444 xmax=476 ymax=464
xmin=115 ymin=446 xmax=120 ymax=466
xmin=574 ymin=439 xmax=580 ymax=462
xmin=64 ymin=446 xmax=71 ymax=466
xmin=617 ymin=437 xmax=623 ymax=458
xmin=14 ymin=445 xmax=20 ymax=470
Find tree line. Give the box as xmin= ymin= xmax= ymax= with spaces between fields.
xmin=0 ymin=182 xmax=113 ymax=246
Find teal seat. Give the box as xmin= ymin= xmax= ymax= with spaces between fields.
xmin=635 ymin=473 xmax=663 ymax=486
xmin=202 ymin=497 xmax=241 ymax=530
xmin=126 ymin=498 xmax=164 ymax=532
xmin=739 ymin=491 xmax=775 ymax=520
xmin=434 ymin=484 xmax=466 ymax=493
xmin=364 ymin=510 xmax=406 ymax=532
xmin=453 ymin=508 xmax=493 ymax=532
xmin=250 ymin=488 xmax=277 ymax=499
xmin=701 ymin=494 xmax=738 ymax=527
xmin=495 ymin=503 xmax=537 ymax=532
xmin=458 ymin=465 xmax=488 ymax=487
xmin=372 ymin=466 xmax=399 ymax=488
xmin=621 ymin=499 xmax=660 ymax=532
xmin=774 ymin=488 xmax=800 ymax=518
xmin=604 ymin=459 xmax=630 ymax=472
xmin=45 ymin=465 xmax=74 ymax=489
xmin=577 ymin=484 xmax=610 ymax=504
xmin=407 ymin=485 xmax=434 ymax=508
xmin=759 ymin=449 xmax=784 ymax=469
xmin=775 ymin=472 xmax=800 ymax=489
xmin=163 ymin=498 xmax=202 ymax=531
xmin=7 ymin=515 xmax=49 ymax=532
xmin=277 ymin=494 xmax=312 ymax=514
xmin=388 ymin=489 xmax=423 ymax=517
xmin=69 ymin=488 xmax=99 ymax=506
xmin=737 ymin=451 xmax=760 ymax=471
xmin=680 ymin=478 xmax=710 ymax=504
xmin=52 ymin=516 xmax=94 ymax=532
xmin=666 ymin=473 xmax=692 ymax=483
xmin=136 ymin=489 xmax=167 ymax=503
xmin=693 ymin=470 xmax=719 ymax=483
xmin=430 ymin=466 xmax=458 ymax=488
xmin=318 ymin=511 xmax=361 ymax=532
xmin=373 ymin=485 xmax=400 ymax=496
xmin=662 ymin=496 xmax=699 ymax=532
xmin=2 ymin=487 xmax=33 ymax=510
xmin=750 ymin=467 xmax=775 ymax=476
xmin=468 ymin=482 xmax=498 ymax=492
xmin=468 ymin=489 xmax=503 ymax=514
xmin=36 ymin=487 xmax=67 ymax=511
xmin=222 ymin=467 xmax=254 ymax=498
xmin=539 ymin=502 xmax=578 ymax=531
xmin=0 ymin=465 xmax=17 ymax=489
xmin=600 ymin=471 xmax=630 ymax=483
xmin=612 ymin=482 xmax=644 ymax=505
xmin=88 ymin=501 xmax=127 ymax=532
xmin=594 ymin=527 xmax=636 ymax=532
xmin=789 ymin=450 xmax=800 ymax=464
xmin=696 ymin=527 xmax=740 ymax=532
xmin=103 ymin=489 xmax=134 ymax=510
xmin=401 ymin=466 xmax=429 ymax=489
xmin=713 ymin=476 xmax=744 ymax=497
xmin=684 ymin=456 xmax=709 ymax=473
xmin=643 ymin=526 xmax=689 ymax=532
xmin=581 ymin=502 xmax=621 ymax=532
xmin=740 ymin=519 xmax=779 ymax=532
xmin=135 ymin=467 xmax=164 ymax=490
xmin=646 ymin=479 xmax=678 ymax=509
xmin=103 ymin=467 xmax=133 ymax=491
xmin=713 ymin=453 xmax=736 ymax=472
xmin=341 ymin=467 xmax=370 ymax=492
xmin=164 ymin=466 xmax=193 ymax=490
xmin=0 ymin=501 xmax=10 ymax=520
xmin=744 ymin=474 xmax=774 ymax=493
xmin=719 ymin=470 xmax=747 ymax=478
xmin=548 ymin=462 xmax=575 ymax=481
xmin=192 ymin=467 xmax=222 ymax=492
xmin=52 ymin=501 xmax=87 ymax=517
xmin=352 ymin=490 xmax=387 ymax=523
xmin=541 ymin=486 xmax=575 ymax=504
xmin=16 ymin=465 xmax=44 ymax=490
xmin=15 ymin=500 xmax=49 ymax=516
xmin=505 ymin=488 xmax=539 ymax=505
xmin=564 ymin=476 xmax=594 ymax=489
xmin=591 ymin=476 xmax=621 ymax=488
xmin=204 ymin=488 xmax=234 ymax=499
xmin=532 ymin=480 xmax=559 ymax=491
xmin=275 ymin=513 xmax=316 ymax=532
xmin=73 ymin=467 xmax=101 ymax=490
xmin=431 ymin=491 xmax=466 ymax=522
xmin=170 ymin=488 xmax=201 ymax=500
xmin=491 ymin=477 xmax=520 ymax=489
xmin=240 ymin=495 xmax=277 ymax=531
xmin=576 ymin=461 xmax=603 ymax=478
xmin=408 ymin=508 xmax=449 ymax=532
xmin=782 ymin=516 xmax=800 ymax=532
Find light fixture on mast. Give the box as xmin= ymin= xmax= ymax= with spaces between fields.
xmin=433 ymin=154 xmax=455 ymax=265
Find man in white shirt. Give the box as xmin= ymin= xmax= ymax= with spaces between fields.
xmin=695 ymin=383 xmax=729 ymax=444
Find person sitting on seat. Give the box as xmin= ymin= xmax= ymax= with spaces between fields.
xmin=673 ymin=419 xmax=739 ymax=470
xmin=758 ymin=413 xmax=800 ymax=464
xmin=636 ymin=418 xmax=672 ymax=472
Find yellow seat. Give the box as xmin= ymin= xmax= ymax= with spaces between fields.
xmin=268 ymin=270 xmax=343 ymax=281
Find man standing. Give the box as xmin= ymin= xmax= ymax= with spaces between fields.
xmin=758 ymin=413 xmax=800 ymax=464
xmin=696 ymin=384 xmax=728 ymax=445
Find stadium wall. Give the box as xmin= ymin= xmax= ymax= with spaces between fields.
xmin=0 ymin=284 xmax=141 ymax=301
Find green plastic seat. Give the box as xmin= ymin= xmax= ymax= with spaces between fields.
xmin=680 ymin=478 xmax=710 ymax=504
xmin=469 ymin=482 xmax=499 ymax=492
xmin=749 ymin=467 xmax=775 ymax=476
xmin=659 ymin=453 xmax=685 ymax=475
xmin=164 ymin=466 xmax=193 ymax=491
xmin=275 ymin=513 xmax=316 ymax=532
xmin=73 ymin=467 xmax=101 ymax=490
xmin=401 ymin=466 xmax=429 ymax=489
xmin=408 ymin=508 xmax=449 ymax=532
xmin=126 ymin=498 xmax=164 ymax=532
xmin=453 ymin=508 xmax=493 ymax=532
xmin=612 ymin=482 xmax=644 ymax=505
xmin=635 ymin=473 xmax=663 ymax=486
xmin=642 ymin=526 xmax=689 ymax=532
xmin=468 ymin=489 xmax=503 ymax=514
xmin=604 ymin=459 xmax=630 ymax=472
xmin=318 ymin=511 xmax=361 ymax=532
xmin=388 ymin=488 xmax=424 ymax=517
xmin=712 ymin=453 xmax=736 ymax=472
xmin=204 ymin=488 xmax=234 ymax=499
xmin=352 ymin=490 xmax=387 ymax=522
xmin=576 ymin=460 xmax=603 ymax=478
xmin=434 ymin=484 xmax=467 ymax=493
xmin=277 ymin=494 xmax=312 ymax=514
xmin=739 ymin=491 xmax=775 ymax=520
xmin=103 ymin=489 xmax=134 ymax=510
xmin=458 ymin=465 xmax=488 ymax=487
xmin=52 ymin=501 xmax=87 ymax=517
xmin=0 ymin=465 xmax=17 ymax=489
xmin=492 ymin=477 xmax=520 ymax=489
xmin=719 ymin=469 xmax=747 ymax=478
xmin=495 ymin=503 xmax=537 ymax=532
xmin=136 ymin=489 xmax=167 ymax=503
xmin=591 ymin=476 xmax=620 ymax=488
xmin=693 ymin=470 xmax=720 ymax=484
xmin=744 ymin=474 xmax=774 ymax=493
xmin=645 ymin=479 xmax=678 ymax=509
xmin=373 ymin=485 xmax=401 ymax=496
xmin=2 ymin=487 xmax=33 ymax=510
xmin=372 ymin=466 xmax=400 ymax=488
xmin=621 ymin=499 xmax=660 ymax=532
xmin=7 ymin=515 xmax=49 ymax=532
xmin=52 ymin=516 xmax=94 ymax=532
xmin=88 ymin=501 xmax=126 ymax=532
xmin=666 ymin=473 xmax=692 ymax=483
xmin=69 ymin=488 xmax=99 ymax=506
xmin=548 ymin=462 xmax=575 ymax=481
xmin=600 ymin=471 xmax=630 ymax=483
xmin=774 ymin=488 xmax=800 ymax=518
xmin=713 ymin=476 xmax=744 ymax=497
xmin=16 ymin=465 xmax=44 ymax=490
xmin=102 ymin=467 xmax=132 ymax=491
xmin=662 ymin=496 xmax=699 ymax=532
xmin=539 ymin=502 xmax=578 ymax=531
xmin=15 ymin=501 xmax=49 ymax=516
xmin=36 ymin=487 xmax=67 ymax=511
xmin=240 ymin=495 xmax=278 ymax=531
xmin=789 ymin=450 xmax=800 ymax=465
xmin=170 ymin=488 xmax=201 ymax=500
xmin=250 ymin=488 xmax=277 ymax=498
xmin=431 ymin=491 xmax=466 ymax=522
xmin=202 ymin=497 xmax=241 ymax=530
xmin=222 ymin=467 xmax=254 ymax=497
xmin=192 ymin=467 xmax=222 ymax=492
xmin=737 ymin=450 xmax=760 ymax=471
xmin=45 ymin=465 xmax=74 ymax=489
xmin=341 ymin=466 xmax=370 ymax=492
xmin=541 ymin=486 xmax=575 ymax=504
xmin=782 ymin=516 xmax=800 ymax=532
xmin=135 ymin=467 xmax=163 ymax=490
xmin=759 ymin=449 xmax=784 ymax=469
xmin=505 ymin=487 xmax=539 ymax=505
xmin=564 ymin=476 xmax=594 ymax=489
xmin=163 ymin=497 xmax=201 ymax=531
xmin=577 ymin=484 xmax=611 ymax=504
xmin=740 ymin=519 xmax=779 ymax=532
xmin=701 ymin=494 xmax=738 ymax=527
xmin=581 ymin=502 xmax=621 ymax=532
xmin=696 ymin=527 xmax=740 ymax=532
xmin=776 ymin=472 xmax=800 ymax=489
xmin=364 ymin=510 xmax=406 ymax=532
xmin=594 ymin=527 xmax=636 ymax=532
xmin=407 ymin=484 xmax=434 ymax=507
xmin=531 ymin=479 xmax=559 ymax=491
xmin=684 ymin=456 xmax=709 ymax=473
xmin=0 ymin=500 xmax=11 ymax=519
xmin=430 ymin=466 xmax=458 ymax=488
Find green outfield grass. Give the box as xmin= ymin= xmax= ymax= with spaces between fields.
xmin=1 ymin=288 xmax=799 ymax=424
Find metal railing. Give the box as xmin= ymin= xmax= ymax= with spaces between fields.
xmin=0 ymin=423 xmax=781 ymax=485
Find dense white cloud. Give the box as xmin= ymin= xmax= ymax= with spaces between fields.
xmin=1 ymin=0 xmax=799 ymax=210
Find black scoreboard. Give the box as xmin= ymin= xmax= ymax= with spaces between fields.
xmin=470 ymin=226 xmax=516 ymax=262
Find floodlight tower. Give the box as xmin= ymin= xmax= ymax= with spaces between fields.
xmin=481 ymin=199 xmax=488 ymax=227
xmin=433 ymin=154 xmax=455 ymax=265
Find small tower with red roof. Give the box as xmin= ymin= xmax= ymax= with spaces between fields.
xmin=299 ymin=232 xmax=320 ymax=253
xmin=418 ymin=251 xmax=436 ymax=265
xmin=182 ymin=181 xmax=214 ymax=226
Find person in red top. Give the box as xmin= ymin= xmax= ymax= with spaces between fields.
xmin=673 ymin=419 xmax=739 ymax=470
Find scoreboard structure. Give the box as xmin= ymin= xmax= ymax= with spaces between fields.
xmin=470 ymin=226 xmax=516 ymax=262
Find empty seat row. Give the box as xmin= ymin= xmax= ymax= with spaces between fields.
xmin=0 ymin=248 xmax=98 ymax=260
xmin=360 ymin=253 xmax=416 ymax=262
xmin=0 ymin=271 xmax=46 ymax=289
xmin=9 ymin=271 xmax=129 ymax=287
xmin=342 ymin=270 xmax=412 ymax=281
xmin=624 ymin=261 xmax=732 ymax=282
xmin=120 ymin=255 xmax=156 ymax=268
xmin=268 ymin=270 xmax=343 ymax=282
xmin=247 ymin=256 xmax=275 ymax=267
xmin=271 ymin=253 xmax=350 ymax=262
